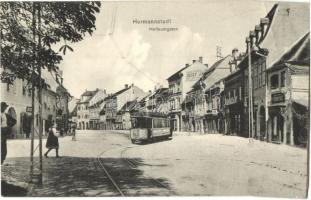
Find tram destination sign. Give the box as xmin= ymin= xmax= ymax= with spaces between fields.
xmin=271 ymin=93 xmax=285 ymax=104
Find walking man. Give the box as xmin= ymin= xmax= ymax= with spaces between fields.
xmin=71 ymin=126 xmax=76 ymax=141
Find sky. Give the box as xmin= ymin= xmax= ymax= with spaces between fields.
xmin=60 ymin=0 xmax=277 ymax=98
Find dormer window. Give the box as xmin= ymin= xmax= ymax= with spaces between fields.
xmin=270 ymin=74 xmax=279 ymax=89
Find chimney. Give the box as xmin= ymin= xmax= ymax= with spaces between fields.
xmin=131 ymin=83 xmax=134 ymax=87
xmin=255 ymin=25 xmax=262 ymax=44
xmin=204 ymin=64 xmax=208 ymax=68
xmin=249 ymin=31 xmax=256 ymax=49
xmin=104 ymin=89 xmax=106 ymax=94
xmin=229 ymin=60 xmax=237 ymax=73
xmin=185 ymin=63 xmax=189 ymax=68
xmin=245 ymin=37 xmax=250 ymax=53
xmin=148 ymin=90 xmax=152 ymax=94
xmin=199 ymin=57 xmax=203 ymax=63
xmin=125 ymin=84 xmax=129 ymax=88
xmin=232 ymin=48 xmax=239 ymax=60
xmin=192 ymin=60 xmax=196 ymax=64
xmin=260 ymin=18 xmax=270 ymax=39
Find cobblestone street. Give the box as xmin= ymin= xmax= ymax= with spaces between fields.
xmin=1 ymin=130 xmax=308 ymax=197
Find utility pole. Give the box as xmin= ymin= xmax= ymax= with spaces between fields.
xmin=247 ymin=37 xmax=254 ymax=143
xmin=30 ymin=2 xmax=36 ymax=181
xmin=216 ymin=46 xmax=223 ymax=60
xmin=37 ymin=3 xmax=43 ymax=186
xmin=30 ymin=2 xmax=43 ymax=186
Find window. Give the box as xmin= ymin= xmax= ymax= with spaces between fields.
xmin=230 ymin=90 xmax=234 ymax=99
xmin=253 ymin=65 xmax=258 ymax=89
xmin=6 ymin=83 xmax=10 ymax=92
xmin=244 ymin=76 xmax=248 ymax=96
xmin=239 ymin=87 xmax=242 ymax=100
xmin=23 ymin=87 xmax=26 ymax=95
xmin=280 ymin=71 xmax=286 ymax=87
xmin=270 ymin=74 xmax=279 ymax=89
xmin=262 ymin=61 xmax=266 ymax=85
xmin=258 ymin=62 xmax=262 ymax=87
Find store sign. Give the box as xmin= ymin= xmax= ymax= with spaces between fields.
xmin=271 ymin=93 xmax=285 ymax=104
xmin=186 ymin=70 xmax=203 ymax=81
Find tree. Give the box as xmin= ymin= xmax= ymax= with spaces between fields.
xmin=0 ymin=2 xmax=101 ymax=85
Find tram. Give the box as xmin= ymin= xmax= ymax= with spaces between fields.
xmin=130 ymin=112 xmax=172 ymax=144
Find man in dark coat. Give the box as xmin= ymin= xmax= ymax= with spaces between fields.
xmin=1 ymin=102 xmax=16 ymax=164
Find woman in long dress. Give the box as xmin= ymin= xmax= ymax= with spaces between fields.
xmin=44 ymin=124 xmax=59 ymax=158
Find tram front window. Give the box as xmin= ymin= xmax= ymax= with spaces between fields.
xmin=132 ymin=117 xmax=152 ymax=128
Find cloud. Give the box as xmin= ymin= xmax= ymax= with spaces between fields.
xmin=61 ymin=28 xmax=152 ymax=97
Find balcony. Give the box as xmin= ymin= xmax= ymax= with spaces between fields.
xmin=225 ymin=96 xmax=239 ymax=106
xmin=206 ymin=109 xmax=218 ymax=116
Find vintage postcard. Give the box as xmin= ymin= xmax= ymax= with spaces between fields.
xmin=0 ymin=0 xmax=310 ymax=198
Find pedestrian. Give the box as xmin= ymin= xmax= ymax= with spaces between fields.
xmin=60 ymin=127 xmax=64 ymax=137
xmin=44 ymin=124 xmax=60 ymax=158
xmin=1 ymin=102 xmax=16 ymax=164
xmin=72 ymin=126 xmax=76 ymax=141
xmin=24 ymin=115 xmax=31 ymax=139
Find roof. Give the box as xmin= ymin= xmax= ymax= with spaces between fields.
xmin=82 ymin=90 xmax=97 ymax=97
xmin=104 ymin=86 xmax=131 ymax=101
xmin=77 ymin=96 xmax=92 ymax=104
xmin=99 ymin=104 xmax=106 ymax=115
xmin=273 ymin=32 xmax=309 ymax=66
xmin=149 ymin=88 xmax=169 ymax=99
xmin=119 ymin=100 xmax=138 ymax=112
xmin=190 ymin=55 xmax=232 ymax=92
xmin=267 ymin=32 xmax=310 ymax=73
xmin=258 ymin=2 xmax=309 ymax=68
xmin=167 ymin=65 xmax=189 ymax=81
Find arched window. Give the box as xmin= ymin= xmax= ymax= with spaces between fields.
xmin=270 ymin=74 xmax=279 ymax=89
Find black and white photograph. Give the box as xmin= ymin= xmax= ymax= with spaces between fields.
xmin=0 ymin=0 xmax=310 ymax=198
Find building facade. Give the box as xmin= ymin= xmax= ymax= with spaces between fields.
xmin=88 ymin=89 xmax=107 ymax=130
xmin=266 ymin=32 xmax=309 ymax=146
xmin=101 ymin=84 xmax=146 ymax=130
xmin=76 ymin=89 xmax=97 ymax=130
xmin=167 ymin=57 xmax=208 ymax=131
xmin=1 ymin=68 xmax=67 ymax=138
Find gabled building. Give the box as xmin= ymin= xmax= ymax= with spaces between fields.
xmin=88 ymin=89 xmax=107 ymax=130
xmin=76 ymin=89 xmax=98 ymax=130
xmin=266 ymin=32 xmax=309 ymax=146
xmin=116 ymin=99 xmax=139 ymax=130
xmin=232 ymin=2 xmax=309 ymax=142
xmin=101 ymin=84 xmax=146 ymax=130
xmin=147 ymin=87 xmax=169 ymax=113
xmin=167 ymin=57 xmax=208 ymax=131
xmin=223 ymin=52 xmax=246 ymax=136
xmin=185 ymin=55 xmax=233 ymax=133
xmin=1 ymin=67 xmax=68 ymax=138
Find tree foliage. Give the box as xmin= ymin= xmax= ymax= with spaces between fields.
xmin=0 ymin=1 xmax=101 ymax=84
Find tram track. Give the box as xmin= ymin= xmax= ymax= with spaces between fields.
xmin=95 ymin=144 xmax=175 ymax=196
xmin=120 ymin=147 xmax=176 ymax=195
xmin=96 ymin=146 xmax=126 ymax=196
